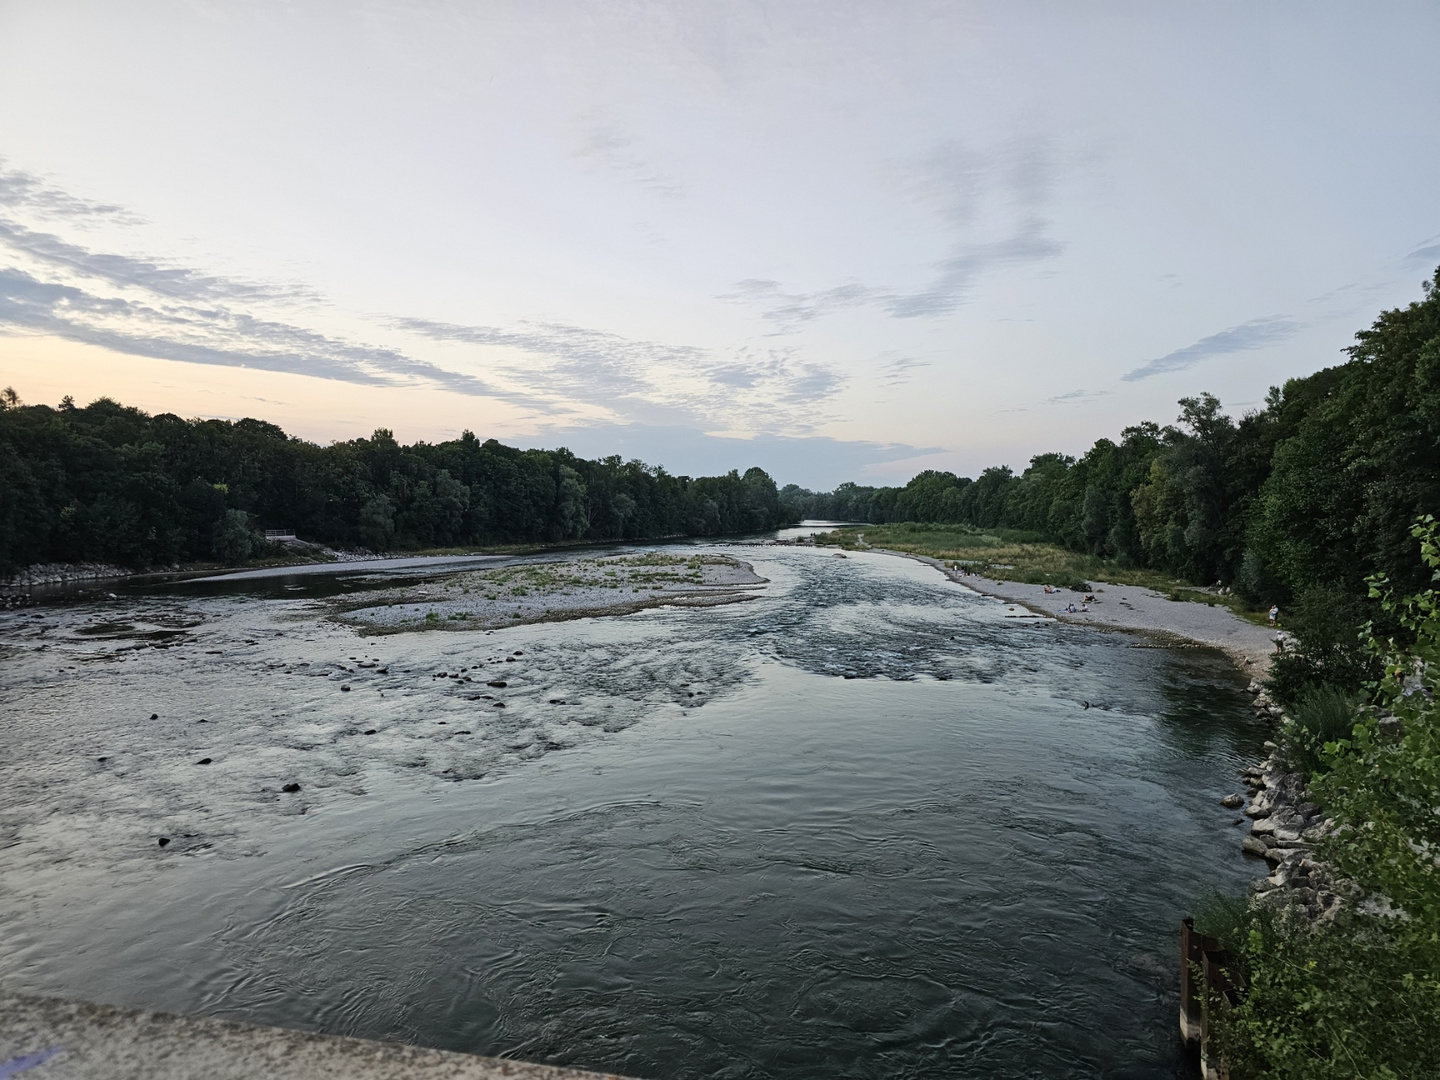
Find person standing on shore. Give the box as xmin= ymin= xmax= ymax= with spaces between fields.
xmin=1268 ymin=604 xmax=1280 ymax=626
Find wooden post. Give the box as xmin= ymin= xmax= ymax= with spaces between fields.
xmin=1179 ymin=918 xmax=1206 ymax=1045
xmin=1200 ymin=948 xmax=1235 ymax=1080
xmin=1182 ymin=916 xmax=1245 ymax=1078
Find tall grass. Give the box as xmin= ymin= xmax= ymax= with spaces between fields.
xmin=1280 ymin=685 xmax=1363 ymax=776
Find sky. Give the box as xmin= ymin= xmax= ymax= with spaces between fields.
xmin=1 ymin=1 xmax=1438 ymax=490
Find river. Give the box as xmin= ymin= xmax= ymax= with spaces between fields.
xmin=0 ymin=540 xmax=1263 ymax=1078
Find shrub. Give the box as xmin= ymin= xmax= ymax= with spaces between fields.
xmin=1205 ymin=519 xmax=1440 ymax=1078
xmin=1220 ymin=906 xmax=1440 ymax=1079
xmin=1267 ymin=584 xmax=1383 ymax=706
xmin=1278 ymin=685 xmax=1362 ymax=777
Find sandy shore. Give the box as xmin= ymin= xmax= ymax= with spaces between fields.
xmin=874 ymin=549 xmax=1276 ymax=675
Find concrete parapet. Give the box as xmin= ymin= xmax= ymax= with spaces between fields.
xmin=0 ymin=992 xmax=638 ymax=1080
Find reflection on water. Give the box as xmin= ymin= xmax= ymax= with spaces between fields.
xmin=0 ymin=545 xmax=1262 ymax=1079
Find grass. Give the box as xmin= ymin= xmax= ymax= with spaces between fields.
xmin=814 ymin=522 xmax=1269 ymax=621
xmin=1280 ymin=685 xmax=1364 ymax=775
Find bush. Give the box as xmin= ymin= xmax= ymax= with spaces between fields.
xmin=1219 ymin=905 xmax=1440 ymax=1080
xmin=1204 ymin=519 xmax=1440 ymax=1078
xmin=1191 ymin=888 xmax=1249 ymax=953
xmin=1278 ymin=685 xmax=1363 ymax=777
xmin=1267 ymin=584 xmax=1383 ymax=706
xmin=212 ymin=509 xmax=255 ymax=564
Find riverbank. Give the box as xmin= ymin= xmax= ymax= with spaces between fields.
xmin=878 ymin=549 xmax=1277 ymax=675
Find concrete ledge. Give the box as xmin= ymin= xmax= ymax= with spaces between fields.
xmin=0 ymin=993 xmax=638 ymax=1080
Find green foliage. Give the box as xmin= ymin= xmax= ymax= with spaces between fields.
xmin=0 ymin=395 xmax=794 ymax=571
xmin=1267 ymin=585 xmax=1385 ymax=707
xmin=1221 ymin=907 xmax=1440 ymax=1080
xmin=1315 ymin=516 xmax=1440 ymax=929
xmin=1210 ymin=519 xmax=1440 ymax=1078
xmin=1190 ymin=889 xmax=1250 ymax=954
xmin=1253 ymin=278 xmax=1440 ymax=604
xmin=1278 ymin=685 xmax=1363 ymax=777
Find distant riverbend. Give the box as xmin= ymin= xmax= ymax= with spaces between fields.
xmin=0 ymin=541 xmax=1263 ymax=1079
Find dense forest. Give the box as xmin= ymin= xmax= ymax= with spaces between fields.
xmin=784 ymin=270 xmax=1440 ymax=620
xmin=0 ymin=395 xmax=791 ymax=574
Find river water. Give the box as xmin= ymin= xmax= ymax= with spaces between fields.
xmin=0 ymin=542 xmax=1263 ymax=1078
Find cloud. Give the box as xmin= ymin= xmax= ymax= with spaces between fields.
xmin=0 ymin=267 xmax=519 ymax=399
xmin=1121 ymin=315 xmax=1300 ymax=382
xmin=1043 ymin=388 xmax=1108 ymax=405
xmin=0 ymin=218 xmax=306 ymax=304
xmin=717 ymin=279 xmax=883 ymax=332
xmin=878 ymin=356 xmax=929 ymax=387
xmin=398 ymin=316 xmax=845 ymax=430
xmin=884 ymin=223 xmax=1064 ymax=318
xmin=0 ymin=161 xmax=138 ymax=224
xmin=512 ymin=423 xmax=942 ymax=490
xmin=1405 ymin=235 xmax=1440 ymax=267
xmin=0 ymin=168 xmax=845 ymax=435
xmin=0 ymin=162 xmax=314 ymax=305
xmin=573 ymin=124 xmax=684 ymax=199
xmin=721 ymin=137 xmax=1066 ymax=330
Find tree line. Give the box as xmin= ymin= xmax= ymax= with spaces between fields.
xmin=0 ymin=393 xmax=791 ymax=574
xmin=784 ymin=268 xmax=1440 ymax=680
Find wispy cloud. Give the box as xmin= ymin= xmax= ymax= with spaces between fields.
xmin=1121 ymin=315 xmax=1300 ymax=382
xmin=717 ymin=279 xmax=883 ymax=332
xmin=0 ymin=267 xmax=518 ymax=398
xmin=573 ymin=124 xmax=684 ymax=199
xmin=397 ymin=317 xmax=845 ymax=430
xmin=1043 ymin=388 xmax=1108 ymax=405
xmin=0 ymin=161 xmax=139 ymax=225
xmin=1405 ymin=234 xmax=1440 ymax=268
xmin=720 ymin=137 xmax=1066 ymax=330
xmin=885 ymin=224 xmax=1063 ymax=318
xmin=0 ymin=218 xmax=305 ymax=304
xmin=0 ymin=167 xmax=842 ymax=435
xmin=878 ymin=355 xmax=929 ymax=387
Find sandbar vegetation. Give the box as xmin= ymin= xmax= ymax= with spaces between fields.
xmin=335 ymin=552 xmax=766 ymax=633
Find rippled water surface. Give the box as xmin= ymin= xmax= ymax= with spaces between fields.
xmin=0 ymin=545 xmax=1263 ymax=1078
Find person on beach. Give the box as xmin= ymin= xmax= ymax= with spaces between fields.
xmin=1268 ymin=605 xmax=1280 ymax=626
